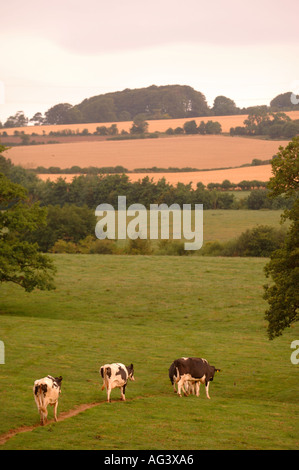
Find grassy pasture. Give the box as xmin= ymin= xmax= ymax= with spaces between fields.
xmin=202 ymin=209 xmax=287 ymax=243
xmin=105 ymin=209 xmax=286 ymax=250
xmin=0 ymin=254 xmax=298 ymax=450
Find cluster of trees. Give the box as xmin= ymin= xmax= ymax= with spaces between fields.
xmin=230 ymin=109 xmax=299 ymax=139
xmin=263 ymin=137 xmax=299 ymax=339
xmin=270 ymin=92 xmax=299 ymax=111
xmin=166 ymin=119 xmax=222 ymax=135
xmin=1 ymin=87 xmax=298 ymax=129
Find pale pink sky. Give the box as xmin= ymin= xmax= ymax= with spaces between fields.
xmin=1 ymin=0 xmax=299 ymax=122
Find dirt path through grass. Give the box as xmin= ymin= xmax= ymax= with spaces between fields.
xmin=0 ymin=394 xmax=155 ymax=446
xmin=0 ymin=401 xmax=103 ymax=445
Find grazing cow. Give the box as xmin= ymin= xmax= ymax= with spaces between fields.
xmin=171 ymin=357 xmax=220 ymax=399
xmin=33 ymin=375 xmax=63 ymax=425
xmin=169 ymin=358 xmax=198 ymax=395
xmin=100 ymin=363 xmax=134 ymax=402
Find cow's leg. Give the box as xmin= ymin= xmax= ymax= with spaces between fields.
xmin=120 ymin=384 xmax=126 ymax=401
xmin=205 ymin=381 xmax=211 ymax=399
xmin=40 ymin=407 xmax=48 ymax=425
xmin=177 ymin=379 xmax=182 ymax=397
xmin=107 ymin=386 xmax=111 ymax=402
xmin=39 ymin=409 xmax=44 ymax=425
xmin=53 ymin=401 xmax=58 ymax=422
xmin=177 ymin=378 xmax=188 ymax=397
xmin=195 ymin=382 xmax=200 ymax=397
xmin=188 ymin=382 xmax=196 ymax=395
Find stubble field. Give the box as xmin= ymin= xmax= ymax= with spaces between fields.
xmin=37 ymin=165 xmax=273 ymax=188
xmin=5 ymin=135 xmax=288 ymax=173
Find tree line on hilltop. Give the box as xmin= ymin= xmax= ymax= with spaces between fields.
xmin=230 ymin=108 xmax=299 ymax=139
xmin=1 ymin=85 xmax=298 ymax=128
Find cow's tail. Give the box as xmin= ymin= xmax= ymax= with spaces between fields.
xmin=173 ymin=361 xmax=180 ymax=383
xmin=100 ymin=366 xmax=111 ymax=390
xmin=34 ymin=384 xmax=47 ymax=413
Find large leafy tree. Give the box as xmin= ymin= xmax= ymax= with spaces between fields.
xmin=0 ymin=156 xmax=56 ymax=292
xmin=263 ymin=137 xmax=299 ymax=339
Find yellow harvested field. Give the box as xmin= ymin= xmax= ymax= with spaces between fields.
xmin=126 ymin=165 xmax=273 ymax=188
xmin=6 ymin=135 xmax=288 ymax=171
xmin=37 ymin=164 xmax=273 ymax=188
xmin=3 ymin=111 xmax=299 ymax=135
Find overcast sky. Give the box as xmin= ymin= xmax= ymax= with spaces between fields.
xmin=1 ymin=0 xmax=299 ymax=122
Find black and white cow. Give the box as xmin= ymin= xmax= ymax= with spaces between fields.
xmin=100 ymin=363 xmax=134 ymax=402
xmin=169 ymin=358 xmax=199 ymax=395
xmin=170 ymin=357 xmax=220 ymax=399
xmin=33 ymin=375 xmax=63 ymax=425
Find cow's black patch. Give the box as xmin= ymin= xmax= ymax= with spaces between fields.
xmin=41 ymin=384 xmax=48 ymax=396
xmin=54 ymin=376 xmax=63 ymax=389
xmin=174 ymin=357 xmax=219 ymax=383
xmin=47 ymin=375 xmax=63 ymax=389
xmin=34 ymin=385 xmax=39 ymax=395
xmin=106 ymin=367 xmax=111 ymax=379
xmin=116 ymin=366 xmax=127 ymax=381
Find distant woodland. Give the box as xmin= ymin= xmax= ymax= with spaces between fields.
xmin=1 ymin=85 xmax=299 ymax=128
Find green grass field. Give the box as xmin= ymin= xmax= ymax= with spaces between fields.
xmin=0 ymin=254 xmax=298 ymax=450
xmin=104 ymin=209 xmax=287 ymax=251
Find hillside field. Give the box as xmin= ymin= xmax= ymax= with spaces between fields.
xmin=37 ymin=165 xmax=273 ymax=188
xmin=0 ymin=254 xmax=298 ymax=450
xmin=2 ymin=111 xmax=299 ymax=135
xmin=5 ymin=135 xmax=288 ymax=173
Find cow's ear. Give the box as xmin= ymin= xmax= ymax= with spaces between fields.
xmin=216 ymin=369 xmax=221 ymax=373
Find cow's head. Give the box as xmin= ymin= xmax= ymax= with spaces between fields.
xmin=127 ymin=364 xmax=135 ymax=381
xmin=208 ymin=366 xmax=221 ymax=381
xmin=55 ymin=376 xmax=63 ymax=391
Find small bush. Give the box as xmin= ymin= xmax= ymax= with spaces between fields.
xmin=91 ymin=239 xmax=117 ymax=254
xmin=125 ymin=238 xmax=153 ymax=255
xmin=201 ymin=225 xmax=286 ymax=257
xmin=50 ymin=239 xmax=78 ymax=253
xmin=157 ymin=239 xmax=191 ymax=256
